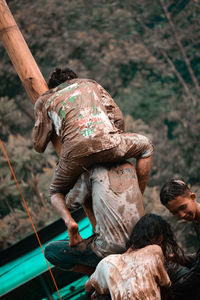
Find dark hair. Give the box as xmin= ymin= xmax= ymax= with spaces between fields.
xmin=127 ymin=213 xmax=185 ymax=265
xmin=48 ymin=67 xmax=78 ymax=89
xmin=160 ymin=179 xmax=190 ymax=206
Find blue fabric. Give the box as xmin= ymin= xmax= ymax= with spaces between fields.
xmin=45 ymin=235 xmax=101 ymax=270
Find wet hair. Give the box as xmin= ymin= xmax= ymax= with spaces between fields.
xmin=127 ymin=213 xmax=185 ymax=265
xmin=160 ymin=179 xmax=190 ymax=206
xmin=48 ymin=67 xmax=78 ymax=89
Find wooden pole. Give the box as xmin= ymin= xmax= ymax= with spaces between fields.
xmin=0 ymin=0 xmax=61 ymax=154
xmin=0 ymin=0 xmax=95 ymax=229
xmin=0 ymin=0 xmax=47 ymax=103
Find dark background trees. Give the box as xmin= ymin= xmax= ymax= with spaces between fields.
xmin=0 ymin=0 xmax=200 ymax=252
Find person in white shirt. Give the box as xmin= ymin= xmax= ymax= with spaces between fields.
xmin=85 ymin=214 xmax=185 ymax=300
xmin=45 ymin=161 xmax=145 ymax=274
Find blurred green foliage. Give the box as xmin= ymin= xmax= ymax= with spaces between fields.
xmin=0 ymin=0 xmax=200 ymax=251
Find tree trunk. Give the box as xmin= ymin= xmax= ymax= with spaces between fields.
xmin=158 ymin=0 xmax=200 ymax=93
xmin=160 ymin=49 xmax=196 ymax=103
xmin=0 ymin=0 xmax=61 ymax=154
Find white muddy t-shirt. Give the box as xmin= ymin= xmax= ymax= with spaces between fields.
xmin=85 ymin=245 xmax=171 ymax=300
xmin=65 ymin=161 xmax=145 ymax=258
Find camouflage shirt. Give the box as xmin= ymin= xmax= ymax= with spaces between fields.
xmin=32 ymin=78 xmax=124 ymax=157
xmin=66 ymin=161 xmax=145 ymax=258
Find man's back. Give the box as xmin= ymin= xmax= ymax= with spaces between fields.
xmin=66 ymin=161 xmax=145 ymax=257
xmin=33 ymin=78 xmax=122 ymax=156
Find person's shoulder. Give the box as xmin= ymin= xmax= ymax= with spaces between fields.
xmin=34 ymin=91 xmax=53 ymax=110
xmin=100 ymin=254 xmax=121 ymax=267
xmin=39 ymin=89 xmax=56 ymax=100
xmin=135 ymin=245 xmax=164 ymax=265
xmin=150 ymin=244 xmax=163 ymax=253
xmin=149 ymin=245 xmax=165 ymax=263
xmin=74 ymin=78 xmax=97 ymax=84
xmin=143 ymin=244 xmax=163 ymax=256
xmin=82 ymin=78 xmax=97 ymax=83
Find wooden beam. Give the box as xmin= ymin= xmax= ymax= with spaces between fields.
xmin=0 ymin=0 xmax=61 ymax=153
xmin=0 ymin=0 xmax=48 ymax=103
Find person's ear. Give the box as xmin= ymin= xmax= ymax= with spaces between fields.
xmin=191 ymin=192 xmax=196 ymax=201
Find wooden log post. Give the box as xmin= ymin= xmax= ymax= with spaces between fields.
xmin=0 ymin=0 xmax=62 ymax=154
xmin=0 ymin=0 xmax=95 ymax=229
xmin=0 ymin=0 xmax=48 ymax=103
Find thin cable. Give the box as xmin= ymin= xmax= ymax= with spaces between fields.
xmin=0 ymin=138 xmax=62 ymax=300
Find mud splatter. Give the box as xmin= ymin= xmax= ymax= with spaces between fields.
xmin=118 ymin=205 xmax=125 ymax=214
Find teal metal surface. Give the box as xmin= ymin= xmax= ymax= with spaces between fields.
xmin=0 ymin=217 xmax=93 ymax=297
xmin=41 ymin=276 xmax=89 ymax=300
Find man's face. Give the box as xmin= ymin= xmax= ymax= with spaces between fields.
xmin=166 ymin=192 xmax=197 ymax=221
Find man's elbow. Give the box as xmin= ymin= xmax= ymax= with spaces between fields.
xmin=50 ymin=194 xmax=58 ymax=207
xmin=85 ymin=279 xmax=93 ymax=292
xmin=114 ymin=119 xmax=125 ymax=132
xmin=33 ymin=144 xmax=45 ymax=153
xmin=32 ymin=127 xmax=50 ymax=153
xmin=33 ymin=139 xmax=48 ymax=153
xmin=50 ymin=193 xmax=65 ymax=206
xmin=139 ymin=139 xmax=154 ymax=159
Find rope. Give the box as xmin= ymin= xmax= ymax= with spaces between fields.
xmin=0 ymin=138 xmax=62 ymax=300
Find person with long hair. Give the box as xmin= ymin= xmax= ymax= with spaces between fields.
xmin=85 ymin=214 xmax=186 ymax=300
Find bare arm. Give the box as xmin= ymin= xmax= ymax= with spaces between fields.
xmin=136 ymin=155 xmax=152 ymax=194
xmin=51 ymin=193 xmax=83 ymax=246
xmin=82 ymin=196 xmax=97 ymax=231
xmin=51 ymin=173 xmax=92 ymax=246
xmin=85 ymin=259 xmax=116 ymax=298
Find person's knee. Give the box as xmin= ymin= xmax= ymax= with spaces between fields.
xmin=45 ymin=241 xmax=79 ymax=270
xmin=45 ymin=242 xmax=56 ymax=264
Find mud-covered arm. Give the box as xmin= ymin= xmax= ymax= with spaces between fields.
xmin=85 ymin=259 xmax=121 ymax=299
xmin=66 ymin=171 xmax=96 ymax=230
xmin=32 ymin=96 xmax=53 ymax=153
xmin=51 ymin=192 xmax=82 ymax=246
xmin=51 ymin=173 xmax=91 ymax=246
xmin=136 ymin=156 xmax=152 ymax=195
xmin=85 ymin=260 xmax=110 ymax=296
xmin=156 ymin=247 xmax=171 ymax=288
xmin=132 ymin=133 xmax=154 ymax=194
xmin=65 ymin=172 xmax=91 ymax=209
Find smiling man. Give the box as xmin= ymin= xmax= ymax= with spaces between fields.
xmin=160 ymin=179 xmax=200 ymax=232
xmin=160 ymin=179 xmax=200 ymax=300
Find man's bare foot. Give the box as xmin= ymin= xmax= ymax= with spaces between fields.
xmin=67 ymin=220 xmax=83 ymax=247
